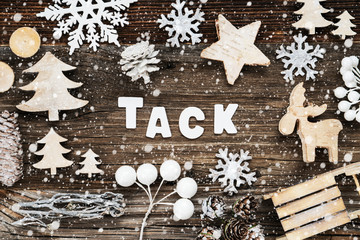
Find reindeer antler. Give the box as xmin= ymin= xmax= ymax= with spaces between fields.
xmin=289 ymin=82 xmax=306 ymax=107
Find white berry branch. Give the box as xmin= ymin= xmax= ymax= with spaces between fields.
xmin=115 ymin=160 xmax=198 ymax=240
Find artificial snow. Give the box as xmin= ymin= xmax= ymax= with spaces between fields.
xmin=37 ymin=0 xmax=138 ymax=54
xmin=209 ymin=148 xmax=257 ymax=195
xmin=276 ymin=33 xmax=325 ymax=82
xmin=157 ymin=0 xmax=205 ymax=47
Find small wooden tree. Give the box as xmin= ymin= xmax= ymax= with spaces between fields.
xmin=332 ymin=11 xmax=356 ymax=39
xmin=33 ymin=128 xmax=73 ymax=175
xmin=292 ymin=0 xmax=333 ymax=34
xmin=16 ymin=52 xmax=88 ymax=121
xmin=76 ymin=149 xmax=104 ymax=178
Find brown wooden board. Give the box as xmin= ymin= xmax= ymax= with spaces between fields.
xmin=1 ymin=0 xmax=360 ymax=239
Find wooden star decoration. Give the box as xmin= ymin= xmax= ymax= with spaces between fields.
xmin=201 ymin=14 xmax=270 ymax=85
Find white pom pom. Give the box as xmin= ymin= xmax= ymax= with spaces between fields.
xmin=345 ymin=109 xmax=356 ymax=121
xmin=341 ymin=57 xmax=353 ymax=70
xmin=137 ymin=163 xmax=158 ymax=185
xmin=343 ymin=71 xmax=355 ymax=82
xmin=334 ymin=87 xmax=348 ymax=99
xmin=338 ymin=100 xmax=352 ymax=112
xmin=173 ymin=198 xmax=194 ymax=220
xmin=176 ymin=177 xmax=198 ymax=198
xmin=356 ymin=112 xmax=360 ymax=123
xmin=160 ymin=160 xmax=181 ymax=181
xmin=345 ymin=80 xmax=357 ymax=88
xmin=348 ymin=91 xmax=360 ymax=102
xmin=115 ymin=166 xmax=136 ymax=187
xmin=350 ymin=56 xmax=359 ymax=67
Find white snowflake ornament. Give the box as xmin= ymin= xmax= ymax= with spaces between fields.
xmin=276 ymin=34 xmax=325 ymax=83
xmin=37 ymin=0 xmax=138 ymax=55
xmin=120 ymin=41 xmax=160 ymax=84
xmin=157 ymin=0 xmax=205 ymax=47
xmin=334 ymin=56 xmax=360 ymax=122
xmin=209 ymin=148 xmax=257 ymax=196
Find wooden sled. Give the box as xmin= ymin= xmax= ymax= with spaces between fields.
xmin=264 ymin=162 xmax=360 ymax=240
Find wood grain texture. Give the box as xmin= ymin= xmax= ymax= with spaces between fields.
xmin=0 ymin=0 xmax=360 ymax=47
xmin=0 ymin=0 xmax=360 ymax=239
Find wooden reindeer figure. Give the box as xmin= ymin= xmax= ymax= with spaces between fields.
xmin=279 ymin=83 xmax=343 ymax=163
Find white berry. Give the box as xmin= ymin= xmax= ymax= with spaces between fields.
xmin=115 ymin=166 xmax=136 ymax=187
xmin=340 ymin=67 xmax=348 ymax=75
xmin=160 ymin=160 xmax=181 ymax=182
xmin=345 ymin=109 xmax=356 ymax=121
xmin=343 ymin=71 xmax=355 ymax=82
xmin=338 ymin=100 xmax=351 ymax=112
xmin=137 ymin=163 xmax=158 ymax=185
xmin=348 ymin=91 xmax=360 ymax=102
xmin=176 ymin=177 xmax=198 ymax=198
xmin=341 ymin=57 xmax=353 ymax=70
xmin=350 ymin=56 xmax=359 ymax=67
xmin=356 ymin=112 xmax=360 ymax=122
xmin=173 ymin=198 xmax=194 ymax=220
xmin=334 ymin=87 xmax=348 ymax=99
xmin=345 ymin=80 xmax=357 ymax=88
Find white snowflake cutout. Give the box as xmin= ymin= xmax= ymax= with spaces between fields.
xmin=276 ymin=33 xmax=326 ymax=82
xmin=209 ymin=148 xmax=257 ymax=196
xmin=37 ymin=0 xmax=138 ymax=55
xmin=157 ymin=0 xmax=205 ymax=47
xmin=334 ymin=56 xmax=360 ymax=122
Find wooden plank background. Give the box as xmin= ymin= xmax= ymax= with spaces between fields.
xmin=0 ymin=0 xmax=360 ymax=239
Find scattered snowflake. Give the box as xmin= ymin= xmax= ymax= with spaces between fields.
xmin=248 ymin=225 xmax=265 ymax=240
xmin=120 ymin=41 xmax=160 ymax=84
xmin=209 ymin=148 xmax=256 ymax=195
xmin=276 ymin=34 xmax=325 ymax=82
xmin=157 ymin=0 xmax=205 ymax=47
xmin=37 ymin=0 xmax=138 ymax=54
xmin=334 ymin=56 xmax=360 ymax=122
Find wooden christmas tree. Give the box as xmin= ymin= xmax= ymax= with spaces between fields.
xmin=332 ymin=11 xmax=356 ymax=39
xmin=33 ymin=128 xmax=73 ymax=175
xmin=16 ymin=52 xmax=88 ymax=121
xmin=76 ymin=149 xmax=104 ymax=178
xmin=292 ymin=0 xmax=333 ymax=34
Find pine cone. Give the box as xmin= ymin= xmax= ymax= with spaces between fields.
xmin=120 ymin=41 xmax=160 ymax=84
xmin=201 ymin=195 xmax=226 ymax=220
xmin=222 ymin=218 xmax=249 ymax=240
xmin=0 ymin=111 xmax=23 ymax=186
xmin=233 ymin=195 xmax=258 ymax=221
xmin=223 ymin=219 xmax=264 ymax=240
xmin=196 ymin=226 xmax=221 ymax=240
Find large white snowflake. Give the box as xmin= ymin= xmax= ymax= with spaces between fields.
xmin=157 ymin=0 xmax=205 ymax=47
xmin=276 ymin=34 xmax=325 ymax=82
xmin=37 ymin=0 xmax=138 ymax=55
xmin=209 ymin=148 xmax=256 ymax=196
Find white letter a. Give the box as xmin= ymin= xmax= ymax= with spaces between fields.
xmin=146 ymin=107 xmax=172 ymax=138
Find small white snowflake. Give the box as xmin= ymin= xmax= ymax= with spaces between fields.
xmin=37 ymin=0 xmax=138 ymax=54
xmin=120 ymin=41 xmax=160 ymax=84
xmin=334 ymin=56 xmax=360 ymax=122
xmin=157 ymin=0 xmax=205 ymax=47
xmin=276 ymin=34 xmax=326 ymax=82
xmin=209 ymin=148 xmax=256 ymax=196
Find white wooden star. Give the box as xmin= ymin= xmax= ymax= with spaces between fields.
xmin=201 ymin=14 xmax=270 ymax=85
